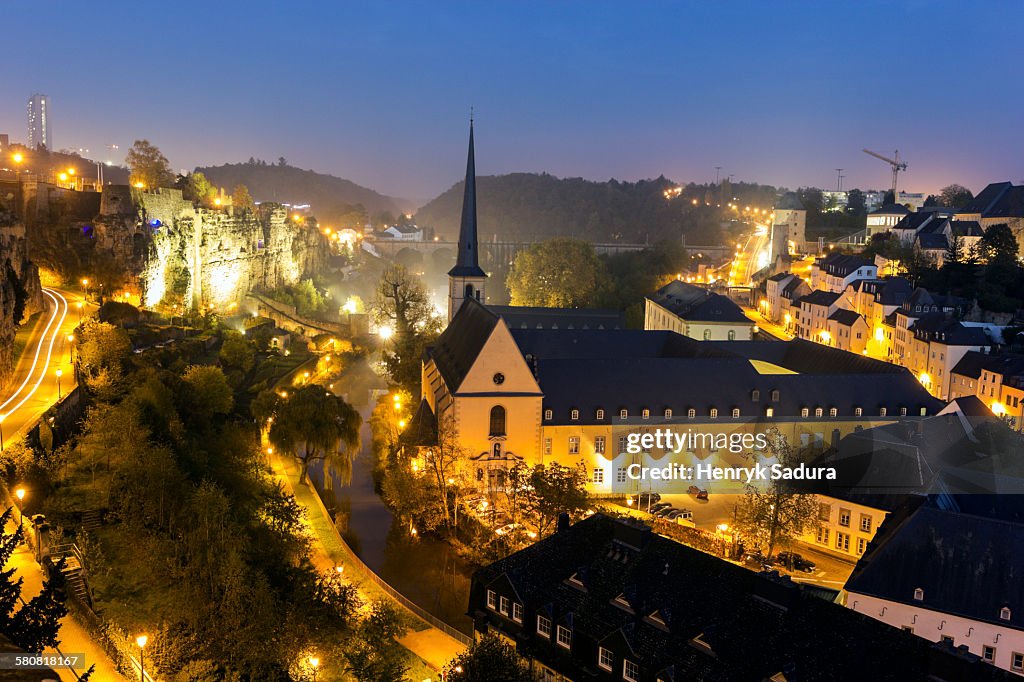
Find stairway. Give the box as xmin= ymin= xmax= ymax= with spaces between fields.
xmin=50 ymin=544 xmax=92 ymax=607
xmin=80 ymin=509 xmax=102 ymax=533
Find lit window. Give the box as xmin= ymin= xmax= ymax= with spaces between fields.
xmin=880 ymin=407 xmax=887 ymax=417
xmin=664 ymin=408 xmax=672 ymax=418
xmin=710 ymin=408 xmax=718 ymax=418
xmin=687 ymin=408 xmax=696 ymax=418
xmin=544 ymin=409 xmax=552 ymax=420
xmin=619 ymin=409 xmax=628 ymax=419
xmin=731 ymin=408 xmax=740 ymax=418
xmin=623 ymin=659 xmax=639 ymax=682
xmin=537 ymin=615 xmax=551 ymax=638
xmin=765 ymin=407 xmax=774 ymax=418
xmin=801 ymin=407 xmax=809 ymax=417
xmin=570 ymin=409 xmax=579 ymax=420
xmin=914 ymin=588 xmax=924 ymax=601
xmin=596 ymin=408 xmax=605 ymax=420
xmin=829 ymin=407 xmax=838 ymax=417
xmin=568 ymin=436 xmax=580 ymax=455
xmin=598 ymin=647 xmax=614 ymax=671
xmin=642 ymin=408 xmax=650 ymax=420
xmin=1001 ymin=607 xmax=1012 ymax=621
xmin=855 ymin=407 xmax=862 ymax=417
xmin=556 ymin=625 xmax=572 ymax=649
xmin=815 ymin=407 xmax=823 ymax=417
xmin=900 ymin=407 xmax=907 ymax=416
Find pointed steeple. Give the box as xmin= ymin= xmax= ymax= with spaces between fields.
xmin=448 ymin=120 xmax=486 ymax=278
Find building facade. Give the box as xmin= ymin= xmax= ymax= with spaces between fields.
xmin=27 ymin=94 xmax=51 ymax=150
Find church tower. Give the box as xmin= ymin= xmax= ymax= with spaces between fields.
xmin=447 ymin=121 xmax=487 ymax=321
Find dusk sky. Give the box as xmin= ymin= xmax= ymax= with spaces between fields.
xmin=5 ymin=1 xmax=1022 ymax=202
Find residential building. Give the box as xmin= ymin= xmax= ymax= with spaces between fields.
xmin=822 ymin=190 xmax=848 ymax=212
xmin=764 ymin=272 xmax=810 ymax=332
xmin=490 ymin=306 xmax=624 ymax=330
xmin=795 ymin=290 xmax=841 ymax=342
xmin=866 ymin=204 xmax=911 ymax=239
xmin=950 ymin=352 xmax=1024 ymax=430
xmin=956 ymin=182 xmax=1024 ymax=251
xmin=772 ymin=192 xmax=806 ymax=255
xmin=826 ymin=308 xmax=869 ymax=355
xmin=845 ymin=494 xmax=1024 ymax=677
xmin=644 ymin=280 xmax=754 ymax=341
xmin=469 ymin=513 xmax=1015 ymax=681
xmin=864 ymin=190 xmax=887 ymax=213
xmin=809 ymin=252 xmax=877 ymax=293
xmin=905 ymin=315 xmax=992 ymax=400
xmin=381 ymin=223 xmax=423 ymax=241
xmin=27 ymin=94 xmax=51 ymax=150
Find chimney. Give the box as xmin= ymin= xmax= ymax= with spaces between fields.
xmin=557 ymin=512 xmax=571 ymax=533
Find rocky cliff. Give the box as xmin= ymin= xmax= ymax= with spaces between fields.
xmin=0 ymin=207 xmax=44 ymax=389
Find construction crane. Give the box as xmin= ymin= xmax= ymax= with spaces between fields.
xmin=862 ymin=149 xmax=908 ymax=197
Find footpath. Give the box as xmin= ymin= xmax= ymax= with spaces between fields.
xmin=267 ymin=448 xmax=467 ymax=675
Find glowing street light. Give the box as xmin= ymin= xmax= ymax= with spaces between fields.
xmin=136 ymin=635 xmax=148 ymax=682
xmin=308 ymin=656 xmax=319 ymax=681
xmin=378 ymin=325 xmax=394 ymax=340
xmin=55 ymin=369 xmax=63 ymax=399
xmin=14 ymin=488 xmax=25 ymax=528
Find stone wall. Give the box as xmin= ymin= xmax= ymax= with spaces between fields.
xmin=0 ymin=212 xmax=44 ymax=388
xmin=92 ymin=187 xmax=327 ymax=309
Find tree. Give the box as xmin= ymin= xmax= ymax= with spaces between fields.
xmin=526 ymin=463 xmax=590 ymax=537
xmin=507 ymin=238 xmax=603 ymax=307
xmin=126 ymin=139 xmax=174 ymax=189
xmin=268 ymin=385 xmax=361 ymax=484
xmin=219 ymin=331 xmax=255 ymax=372
xmin=370 ymin=264 xmax=441 ymax=392
xmin=938 ymin=184 xmax=974 ymax=209
xmin=736 ymin=429 xmax=817 ymax=561
xmin=423 ymin=416 xmax=469 ymax=529
xmin=232 ymin=184 xmax=255 ymax=212
xmin=979 ymin=223 xmax=1019 ymax=267
xmin=183 ymin=171 xmax=216 ymax=205
xmin=444 ymin=634 xmax=534 ymax=682
xmin=845 ymin=189 xmax=866 ymax=215
xmin=345 ymin=600 xmax=408 ymax=682
xmin=182 ymin=365 xmax=234 ymax=416
xmin=78 ymin=319 xmax=131 ymax=399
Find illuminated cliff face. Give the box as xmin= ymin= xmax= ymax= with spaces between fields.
xmin=97 ymin=188 xmax=325 ymax=310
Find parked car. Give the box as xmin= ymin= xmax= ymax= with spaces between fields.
xmin=687 ymin=485 xmax=709 ymax=500
xmin=776 ymin=551 xmax=816 ymax=572
xmin=648 ymin=502 xmax=671 ymax=513
xmin=634 ymin=492 xmax=661 ymax=506
xmin=673 ymin=509 xmax=693 ymax=520
xmin=654 ymin=506 xmax=677 ymax=518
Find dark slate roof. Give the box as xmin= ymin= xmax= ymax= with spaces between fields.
xmin=647 ymin=280 xmax=750 ymax=324
xmin=401 ymin=399 xmax=438 ymax=447
xmin=870 ymin=204 xmax=911 ymax=216
xmin=427 ymin=298 xmax=499 ymax=390
xmin=488 ymin=305 xmax=624 ymax=330
xmin=472 ymin=514 xmax=1013 ymax=682
xmin=958 ymin=182 xmax=1024 ymax=218
xmin=916 ymin=233 xmax=948 ymax=250
xmin=893 ymin=212 xmax=938 ymax=232
xmin=781 ymin=277 xmax=807 ymax=299
xmin=766 ymin=272 xmax=792 ymax=283
xmin=816 ymin=252 xmax=875 ymax=277
xmin=774 ymin=192 xmax=804 ymax=211
xmin=950 ymin=350 xmax=990 ymax=380
xmin=510 ymin=328 xmax=733 ymax=362
xmin=828 ymin=309 xmax=864 ymax=327
xmin=952 ymin=220 xmax=984 ymax=237
xmin=911 ymin=318 xmax=991 ymax=347
xmin=707 ymin=338 xmax=909 ymax=375
xmin=943 ymin=395 xmax=994 ymax=418
xmin=799 ymin=290 xmax=842 ymax=307
xmin=448 ymin=122 xmax=487 ymax=278
xmin=846 ymin=495 xmax=1024 ymax=632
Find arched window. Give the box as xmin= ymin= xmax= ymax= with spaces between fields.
xmin=728 ymin=330 xmax=736 ymax=341
xmin=465 ymin=283 xmax=474 ymax=299
xmin=489 ymin=405 xmax=506 ymax=436
xmin=703 ymin=329 xmax=712 ymax=340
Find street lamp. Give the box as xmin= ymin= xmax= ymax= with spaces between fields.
xmin=308 ymin=656 xmax=319 ymax=682
xmin=14 ymin=488 xmax=25 ymax=528
xmin=136 ymin=635 xmax=148 ymax=682
xmin=55 ymin=369 xmax=63 ymax=400
xmin=67 ymin=335 xmax=75 ymax=362
xmin=76 ymin=300 xmax=83 ymax=322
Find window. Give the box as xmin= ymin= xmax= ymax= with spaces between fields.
xmin=568 ymin=436 xmax=580 ymax=454
xmin=489 ymin=405 xmax=506 ymax=436
xmin=616 ymin=468 xmax=627 ymax=483
xmin=839 ymin=509 xmax=851 ymax=527
xmin=544 ymin=409 xmax=552 ymax=420
xmin=598 ymin=647 xmax=614 ymax=671
xmin=771 ymin=389 xmax=780 ymax=402
xmin=512 ymin=602 xmax=523 ymax=623
xmin=857 ymin=537 xmax=867 ymax=555
xmin=593 ymin=468 xmax=604 ymax=484
xmin=860 ymin=514 xmax=872 ymax=533
xmin=941 ymin=635 xmax=954 ymax=645
xmin=487 ymin=590 xmax=497 ymax=610
xmin=855 ymin=407 xmax=863 ymax=417
xmin=900 ymin=407 xmax=907 ymax=416
xmin=664 ymin=408 xmax=673 ymax=418
xmin=544 ymin=438 xmax=552 ymax=455
xmin=815 ymin=407 xmax=823 ymax=417
xmin=596 ymin=408 xmax=605 ymax=420
xmin=619 ymin=409 xmax=628 ymax=419
xmin=751 ymin=389 xmax=760 ymax=401
xmin=618 ymin=436 xmax=628 ymax=453
xmin=731 ymin=408 xmax=740 ymax=418
xmin=801 ymin=407 xmax=809 ymax=417
xmin=623 ymin=659 xmax=639 ymax=682
xmin=500 ymin=596 xmax=509 ymax=615
xmin=818 ymin=503 xmax=830 ymax=521
xmin=816 ymin=526 xmax=830 ymax=544
xmin=687 ymin=408 xmax=696 ymax=418
xmin=880 ymin=407 xmax=887 ymax=417
xmin=703 ymin=329 xmax=711 ymax=340
xmin=1001 ymin=607 xmax=1012 ymax=621
xmin=982 ymin=645 xmax=995 ymax=663
xmin=728 ymin=330 xmax=736 ymax=341
xmin=765 ymin=407 xmax=774 ymax=417
xmin=642 ymin=408 xmax=650 ymax=420
xmin=913 ymin=588 xmax=924 ymax=601
xmin=570 ymin=409 xmax=579 ymax=421
xmin=537 ymin=615 xmax=551 ymax=638
xmin=710 ymin=408 xmax=718 ymax=418
xmin=1013 ymin=652 xmax=1024 ymax=672
xmin=829 ymin=407 xmax=838 ymax=417
xmin=595 ymin=436 xmax=606 ymax=454
xmin=836 ymin=532 xmax=850 ymax=551
xmin=556 ymin=625 xmax=571 ymax=649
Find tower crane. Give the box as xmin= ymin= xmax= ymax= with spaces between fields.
xmin=862 ymin=149 xmax=908 ymax=197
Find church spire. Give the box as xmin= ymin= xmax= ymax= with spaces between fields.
xmin=449 ymin=119 xmax=486 ymax=278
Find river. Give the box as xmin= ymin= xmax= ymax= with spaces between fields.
xmin=307 ymin=373 xmax=475 ymax=636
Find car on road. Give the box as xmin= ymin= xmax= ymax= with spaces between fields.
xmin=687 ymin=485 xmax=709 ymax=500
xmin=775 ymin=551 xmax=816 ymax=572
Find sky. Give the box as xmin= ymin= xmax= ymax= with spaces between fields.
xmin=4 ymin=1 xmax=1022 ymax=202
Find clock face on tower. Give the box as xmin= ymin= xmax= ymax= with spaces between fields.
xmin=493 ymin=372 xmax=505 ymax=385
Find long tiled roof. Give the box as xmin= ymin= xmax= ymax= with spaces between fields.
xmin=489 ymin=305 xmax=624 ymax=330
xmin=846 ymin=495 xmax=1024 ymax=632
xmin=472 ymin=514 xmax=1013 ymax=681
xmin=958 ymin=182 xmax=1024 ymax=218
xmin=799 ymin=290 xmax=842 ymax=307
xmin=647 ymin=281 xmax=750 ymax=324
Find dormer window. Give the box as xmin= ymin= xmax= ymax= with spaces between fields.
xmin=914 ymin=588 xmax=924 ymax=601
xmin=544 ymin=409 xmax=553 ymax=420
xmin=596 ymin=408 xmax=605 ymax=420
xmin=732 ymin=408 xmax=740 ymax=418
xmin=814 ymin=407 xmax=823 ymax=418
xmin=570 ymin=409 xmax=579 ymax=421
xmin=900 ymin=407 xmax=907 ymax=416
xmin=710 ymin=408 xmax=718 ymax=418
xmin=664 ymin=408 xmax=672 ymax=419
xmin=880 ymin=407 xmax=887 ymax=417
xmin=829 ymin=407 xmax=838 ymax=417
xmin=642 ymin=408 xmax=650 ymax=420
xmin=801 ymin=408 xmax=809 ymax=418
xmin=855 ymin=407 xmax=863 ymax=417
xmin=751 ymin=389 xmax=760 ymax=402
xmin=1001 ymin=607 xmax=1011 ymax=621
xmin=765 ymin=407 xmax=774 ymax=418
xmin=619 ymin=409 xmax=628 ymax=419
xmin=568 ymin=572 xmax=584 ymax=588
xmin=613 ymin=593 xmax=633 ymax=611
xmin=771 ymin=389 xmax=780 ymax=402
xmin=687 ymin=408 xmax=696 ymax=418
